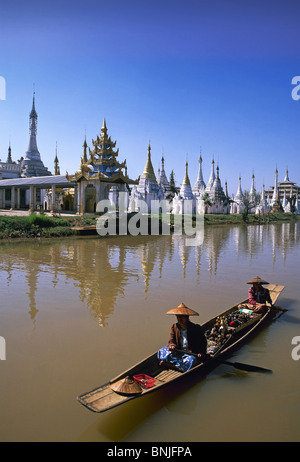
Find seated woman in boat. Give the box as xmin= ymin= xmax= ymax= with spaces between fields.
xmin=240 ymin=276 xmax=274 ymax=314
xmin=157 ymin=303 xmax=207 ymax=373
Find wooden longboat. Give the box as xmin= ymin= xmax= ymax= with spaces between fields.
xmin=77 ymin=284 xmax=285 ymax=413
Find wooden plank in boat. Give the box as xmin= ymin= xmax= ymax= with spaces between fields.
xmin=268 ymin=284 xmax=285 ymax=304
xmin=84 ymin=388 xmax=130 ymax=413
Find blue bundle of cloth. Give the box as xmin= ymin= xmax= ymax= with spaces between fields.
xmin=157 ymin=346 xmax=197 ymax=372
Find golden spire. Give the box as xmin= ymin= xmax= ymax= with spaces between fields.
xmin=182 ymin=161 xmax=191 ymax=186
xmin=142 ymin=143 xmax=156 ymax=180
xmin=100 ymin=118 xmax=108 ymax=142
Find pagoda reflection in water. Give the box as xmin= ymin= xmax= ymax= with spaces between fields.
xmin=0 ymin=221 xmax=298 ymax=326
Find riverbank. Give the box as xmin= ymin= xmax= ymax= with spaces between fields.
xmin=0 ymin=210 xmax=299 ymax=240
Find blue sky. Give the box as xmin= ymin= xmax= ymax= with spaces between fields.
xmin=0 ymin=0 xmax=300 ymax=195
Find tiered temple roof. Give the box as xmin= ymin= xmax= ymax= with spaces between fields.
xmin=209 ymin=164 xmax=226 ymax=202
xmin=67 ymin=119 xmax=135 ymax=185
xmin=158 ymin=155 xmax=174 ymax=199
xmin=265 ymin=168 xmax=300 ymax=203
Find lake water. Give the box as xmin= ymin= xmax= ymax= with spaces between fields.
xmin=0 ymin=222 xmax=299 ymax=442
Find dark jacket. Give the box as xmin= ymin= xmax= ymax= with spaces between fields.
xmin=168 ymin=320 xmax=207 ymax=355
xmin=248 ymin=286 xmax=272 ymax=305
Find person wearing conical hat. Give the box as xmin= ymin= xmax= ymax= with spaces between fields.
xmin=157 ymin=303 xmax=207 ymax=372
xmin=246 ymin=276 xmax=274 ymax=314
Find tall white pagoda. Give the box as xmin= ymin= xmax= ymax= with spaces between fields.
xmin=129 ymin=144 xmax=164 ymax=212
xmin=192 ymin=154 xmax=206 ymax=198
xmin=157 ymin=155 xmax=174 ymax=200
xmin=207 ymin=164 xmax=229 ymax=214
xmin=205 ymin=158 xmax=216 ymax=195
xmin=255 ymin=184 xmax=270 ymax=214
xmin=231 ymin=176 xmax=245 ymax=214
xmin=21 ymin=93 xmax=51 ymax=177
xmin=172 ymin=161 xmax=196 ymax=214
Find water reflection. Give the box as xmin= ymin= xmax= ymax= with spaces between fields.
xmin=0 ymin=221 xmax=299 ymax=326
xmin=25 ymin=263 xmax=39 ymax=322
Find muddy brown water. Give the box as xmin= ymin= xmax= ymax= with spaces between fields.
xmin=0 ymin=222 xmax=299 ymax=442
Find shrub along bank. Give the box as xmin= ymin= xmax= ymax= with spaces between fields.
xmin=203 ymin=212 xmax=298 ymax=225
xmin=0 ymin=214 xmax=75 ymax=239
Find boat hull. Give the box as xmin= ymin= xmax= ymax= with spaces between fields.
xmin=77 ymin=284 xmax=285 ymax=413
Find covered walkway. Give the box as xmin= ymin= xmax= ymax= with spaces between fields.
xmin=0 ymin=175 xmax=76 ymax=211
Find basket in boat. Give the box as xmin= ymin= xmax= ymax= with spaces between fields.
xmin=133 ymin=374 xmax=156 ymax=389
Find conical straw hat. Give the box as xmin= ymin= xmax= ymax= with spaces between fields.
xmin=110 ymin=376 xmax=142 ymax=395
xmin=166 ymin=302 xmax=199 ymax=316
xmin=246 ymin=276 xmax=269 ymax=285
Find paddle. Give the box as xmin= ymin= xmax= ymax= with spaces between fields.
xmin=270 ymin=305 xmax=287 ymax=312
xmin=213 ymin=358 xmax=272 ymax=373
xmin=174 ymin=349 xmax=272 ymax=374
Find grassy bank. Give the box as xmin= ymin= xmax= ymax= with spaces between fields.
xmin=0 ymin=214 xmax=76 ymax=239
xmin=203 ymin=212 xmax=298 ymax=225
xmin=0 ymin=211 xmax=298 ymax=240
